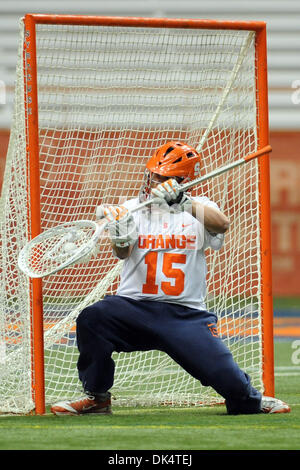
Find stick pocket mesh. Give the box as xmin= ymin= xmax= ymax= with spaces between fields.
xmin=18 ymin=220 xmax=102 ymax=278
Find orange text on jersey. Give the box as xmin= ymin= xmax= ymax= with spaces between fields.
xmin=138 ymin=234 xmax=196 ymax=250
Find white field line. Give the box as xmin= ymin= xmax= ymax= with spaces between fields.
xmin=275 ymin=366 xmax=300 ymax=376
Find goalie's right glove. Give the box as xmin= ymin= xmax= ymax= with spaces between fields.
xmin=96 ymin=205 xmax=138 ymax=248
xmin=151 ymin=178 xmax=192 ymax=213
xmin=151 ymin=178 xmax=181 ymax=205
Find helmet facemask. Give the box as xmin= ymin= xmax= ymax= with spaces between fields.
xmin=139 ymin=168 xmax=153 ymax=203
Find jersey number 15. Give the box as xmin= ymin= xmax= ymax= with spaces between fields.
xmin=142 ymin=251 xmax=186 ymax=296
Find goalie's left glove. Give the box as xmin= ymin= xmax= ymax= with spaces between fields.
xmin=151 ymin=178 xmax=192 ymax=212
xmin=96 ymin=205 xmax=138 ymax=248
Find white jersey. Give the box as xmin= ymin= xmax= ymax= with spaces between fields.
xmin=116 ymin=196 xmax=224 ymax=311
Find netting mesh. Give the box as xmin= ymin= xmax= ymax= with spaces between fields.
xmin=0 ymin=19 xmax=264 ymax=413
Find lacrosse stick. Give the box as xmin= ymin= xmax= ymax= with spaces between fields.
xmin=18 ymin=144 xmax=271 ymax=278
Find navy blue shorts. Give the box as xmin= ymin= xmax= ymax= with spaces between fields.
xmin=76 ymin=295 xmax=261 ymax=414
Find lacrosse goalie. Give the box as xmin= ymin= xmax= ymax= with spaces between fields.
xmin=51 ymin=141 xmax=290 ymax=416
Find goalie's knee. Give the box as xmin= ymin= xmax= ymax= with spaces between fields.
xmin=77 ymin=302 xmax=107 ymax=330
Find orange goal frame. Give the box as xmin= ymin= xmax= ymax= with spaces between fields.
xmin=23 ymin=14 xmax=274 ymax=415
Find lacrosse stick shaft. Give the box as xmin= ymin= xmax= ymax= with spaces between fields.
xmin=131 ymin=145 xmax=272 ymax=213
xmin=181 ymin=144 xmax=272 ymax=192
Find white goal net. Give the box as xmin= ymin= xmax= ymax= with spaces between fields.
xmin=0 ymin=18 xmax=265 ymax=413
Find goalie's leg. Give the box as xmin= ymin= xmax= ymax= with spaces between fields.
xmin=158 ymin=307 xmax=290 ymax=414
xmin=75 ymin=296 xmax=160 ymax=394
xmin=157 ymin=308 xmax=263 ymax=414
xmin=51 ymin=295 xmax=159 ymax=416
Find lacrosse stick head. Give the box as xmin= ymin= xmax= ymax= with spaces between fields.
xmin=18 ymin=220 xmax=102 ymax=278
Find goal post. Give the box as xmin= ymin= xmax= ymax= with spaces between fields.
xmin=0 ymin=14 xmax=273 ymax=415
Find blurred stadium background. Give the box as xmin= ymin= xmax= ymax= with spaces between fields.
xmin=0 ymin=0 xmax=299 ymax=340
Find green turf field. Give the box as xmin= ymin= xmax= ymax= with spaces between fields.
xmin=0 ymin=340 xmax=298 ymax=451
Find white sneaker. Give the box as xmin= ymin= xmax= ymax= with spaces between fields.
xmin=260 ymin=396 xmax=291 ymax=414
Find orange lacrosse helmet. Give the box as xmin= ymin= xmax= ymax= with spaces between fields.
xmin=146 ymin=141 xmax=202 ymax=183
